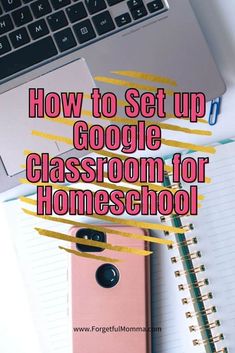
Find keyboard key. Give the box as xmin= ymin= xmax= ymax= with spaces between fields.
xmin=28 ymin=19 xmax=49 ymax=39
xmin=115 ymin=13 xmax=131 ymax=27
xmin=47 ymin=10 xmax=68 ymax=31
xmin=92 ymin=11 xmax=115 ymax=35
xmin=127 ymin=0 xmax=144 ymax=10
xmin=107 ymin=0 xmax=125 ymax=5
xmin=131 ymin=6 xmax=147 ymax=20
xmin=0 ymin=36 xmax=57 ymax=80
xmin=66 ymin=2 xmax=87 ymax=23
xmin=31 ymin=0 xmax=52 ymax=18
xmin=9 ymin=27 xmax=30 ymax=48
xmin=50 ymin=0 xmax=71 ymax=10
xmin=0 ymin=15 xmax=14 ymax=35
xmin=54 ymin=27 xmax=76 ymax=52
xmin=84 ymin=0 xmax=106 ymax=15
xmin=12 ymin=6 xmax=33 ymax=27
xmin=73 ymin=19 xmax=96 ymax=44
xmin=1 ymin=0 xmax=21 ymax=12
xmin=147 ymin=0 xmax=164 ymax=13
xmin=0 ymin=36 xmax=11 ymax=56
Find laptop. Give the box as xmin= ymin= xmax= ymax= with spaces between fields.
xmin=0 ymin=0 xmax=226 ymax=192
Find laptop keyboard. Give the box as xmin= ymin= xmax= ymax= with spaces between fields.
xmin=0 ymin=0 xmax=168 ymax=82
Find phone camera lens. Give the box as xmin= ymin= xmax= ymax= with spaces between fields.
xmin=76 ymin=229 xmax=106 ymax=252
xmin=92 ymin=233 xmax=102 ymax=241
xmin=96 ymin=264 xmax=120 ymax=288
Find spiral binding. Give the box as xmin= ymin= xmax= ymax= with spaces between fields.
xmin=171 ymin=250 xmax=201 ymax=263
xmin=182 ymin=292 xmax=213 ymax=305
xmin=161 ymin=173 xmax=228 ymax=353
xmin=193 ymin=334 xmax=224 ymax=346
xmin=185 ymin=306 xmax=217 ymax=318
xmin=189 ymin=320 xmax=220 ymax=332
xmin=163 ymin=223 xmax=194 ymax=236
xmin=161 ymin=214 xmax=191 ymax=224
xmin=175 ymin=265 xmax=205 ymax=277
xmin=178 ymin=278 xmax=209 ymax=291
xmin=168 ymin=237 xmax=198 ymax=250
xmin=170 ymin=182 xmax=182 ymax=189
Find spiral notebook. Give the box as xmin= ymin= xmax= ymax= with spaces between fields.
xmin=151 ymin=139 xmax=235 ymax=353
xmin=2 ymin=139 xmax=235 ymax=353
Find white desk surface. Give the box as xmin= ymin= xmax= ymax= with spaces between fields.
xmin=0 ymin=1 xmax=235 ymax=353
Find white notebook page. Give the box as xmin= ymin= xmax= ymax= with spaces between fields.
xmin=184 ymin=142 xmax=235 ymax=353
xmin=3 ymin=202 xmax=201 ymax=353
xmin=151 ymin=238 xmax=202 ymax=353
xmin=3 ymin=141 xmax=235 ymax=353
xmin=5 ymin=200 xmax=195 ymax=353
xmin=3 ymin=200 xmax=72 ymax=353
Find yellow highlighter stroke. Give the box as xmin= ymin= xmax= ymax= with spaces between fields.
xmin=21 ymin=208 xmax=173 ymax=246
xmin=22 ymin=148 xmax=211 ymax=184
xmin=83 ymin=93 xmax=208 ymax=124
xmin=59 ymin=246 xmax=121 ymax=263
xmin=19 ymin=175 xmax=204 ymax=203
xmin=31 ymin=130 xmax=215 ymax=154
xmin=44 ymin=114 xmax=211 ymax=137
xmin=110 ymin=71 xmax=178 ymax=87
xmin=34 ymin=228 xmax=152 ymax=256
xmin=94 ymin=76 xmax=175 ymax=96
xmin=19 ymin=196 xmax=187 ymax=234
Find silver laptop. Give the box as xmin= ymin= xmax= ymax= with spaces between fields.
xmin=0 ymin=0 xmax=226 ymax=192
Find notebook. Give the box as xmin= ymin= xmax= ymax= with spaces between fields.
xmin=2 ymin=139 xmax=235 ymax=353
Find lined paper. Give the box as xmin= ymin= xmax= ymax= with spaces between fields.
xmin=4 ymin=199 xmax=199 ymax=353
xmin=185 ymin=143 xmax=235 ymax=353
xmin=4 ymin=200 xmax=72 ymax=353
xmin=152 ymin=142 xmax=235 ymax=353
xmin=3 ymin=141 xmax=235 ymax=353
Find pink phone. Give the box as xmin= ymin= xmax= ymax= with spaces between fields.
xmin=69 ymin=226 xmax=151 ymax=353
